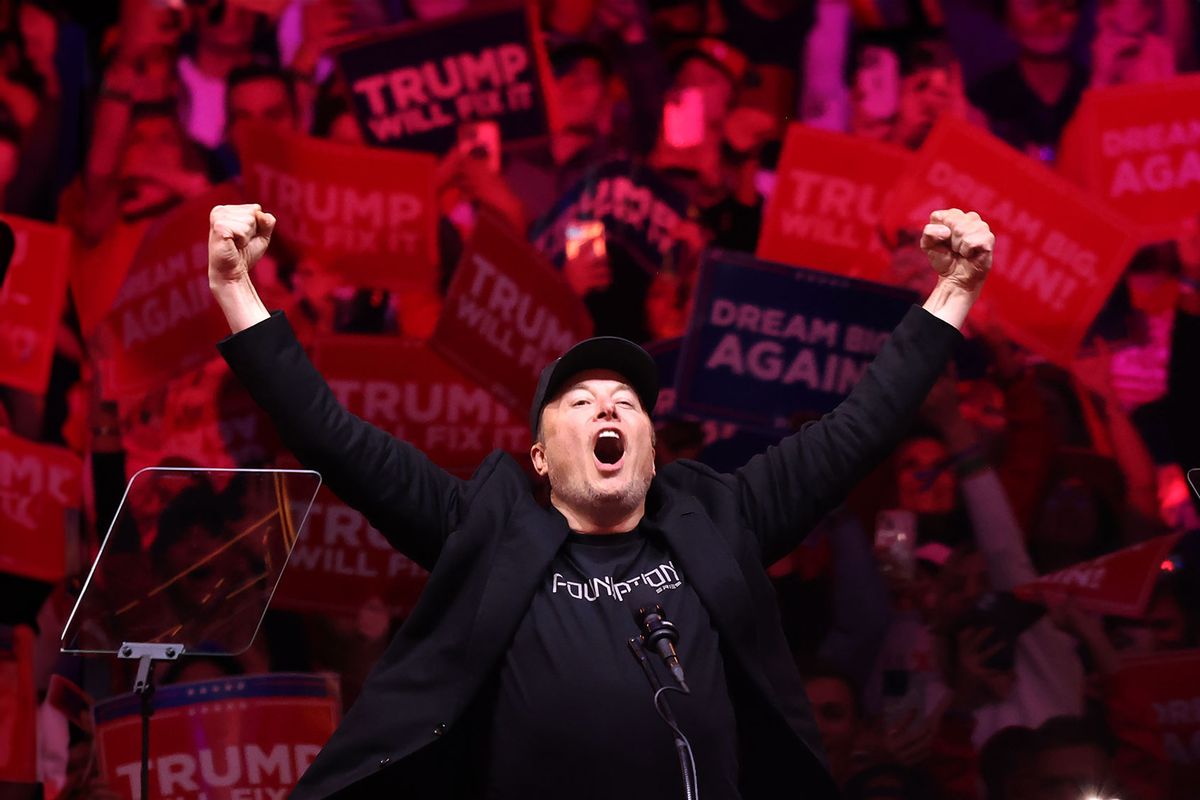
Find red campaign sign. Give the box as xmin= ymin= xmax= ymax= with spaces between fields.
xmin=757 ymin=125 xmax=913 ymax=282
xmin=238 ymin=122 xmax=439 ymax=291
xmin=1114 ymin=649 xmax=1200 ymax=777
xmin=272 ymin=334 xmax=530 ymax=618
xmin=157 ymin=358 xmax=285 ymax=469
xmin=93 ymin=184 xmax=245 ymax=398
xmin=0 ymin=431 xmax=81 ymax=583
xmin=1058 ymin=76 xmax=1200 ymax=243
xmin=95 ymin=673 xmax=340 ymax=800
xmin=881 ymin=116 xmax=1139 ymax=365
xmin=1015 ymin=532 xmax=1181 ymax=617
xmin=0 ymin=626 xmax=36 ymax=783
xmin=68 ymin=220 xmax=152 ymax=340
xmin=0 ymin=214 xmax=72 ymax=393
xmin=429 ymin=213 xmax=592 ymax=414
xmin=313 ymin=334 xmax=528 ymax=473
xmin=274 ymin=486 xmax=431 ymax=619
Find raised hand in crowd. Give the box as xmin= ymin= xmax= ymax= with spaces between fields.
xmin=1045 ymin=594 xmax=1122 ymax=674
xmin=874 ymin=708 xmax=939 ymax=767
xmin=948 ymin=626 xmax=1016 ymax=709
xmin=435 ymin=147 xmax=528 ymax=235
xmin=562 ymin=237 xmax=613 ymax=297
xmin=293 ymin=0 xmax=355 ymax=80
xmin=593 ymin=0 xmax=651 ymax=45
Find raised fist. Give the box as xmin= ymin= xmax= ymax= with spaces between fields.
xmin=920 ymin=209 xmax=994 ymax=294
xmin=208 ymin=204 xmax=276 ymax=284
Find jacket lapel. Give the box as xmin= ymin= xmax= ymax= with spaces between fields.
xmin=645 ymin=490 xmax=762 ymax=662
xmin=463 ymin=494 xmax=568 ymax=677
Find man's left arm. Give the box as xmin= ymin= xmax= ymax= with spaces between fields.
xmin=736 ymin=210 xmax=994 ymax=564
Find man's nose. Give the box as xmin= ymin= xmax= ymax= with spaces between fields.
xmin=595 ymin=398 xmax=617 ymax=419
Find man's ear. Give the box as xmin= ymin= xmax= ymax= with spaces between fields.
xmin=530 ymin=441 xmax=548 ymax=477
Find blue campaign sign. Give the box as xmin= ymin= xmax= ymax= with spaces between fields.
xmin=531 ymin=159 xmax=691 ymax=274
xmin=676 ymin=250 xmax=918 ymax=434
xmin=333 ymin=5 xmax=553 ymax=152
xmin=644 ymin=337 xmax=680 ymax=416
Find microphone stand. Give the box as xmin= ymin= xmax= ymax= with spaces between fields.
xmin=627 ymin=637 xmax=700 ymax=800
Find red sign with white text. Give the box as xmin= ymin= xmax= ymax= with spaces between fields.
xmin=157 ymin=358 xmax=285 ymax=469
xmin=271 ymin=335 xmax=529 ymax=617
xmin=0 ymin=626 xmax=35 ymax=783
xmin=882 ymin=116 xmax=1139 ymax=364
xmin=239 ymin=123 xmax=439 ymax=291
xmin=0 ymin=431 xmax=81 ymax=583
xmin=275 ymin=486 xmax=430 ymax=619
xmin=1113 ymin=649 xmax=1200 ymax=797
xmin=95 ymin=673 xmax=340 ymax=800
xmin=94 ymin=184 xmax=244 ymax=397
xmin=1058 ymin=76 xmax=1200 ymax=243
xmin=1015 ymin=533 xmax=1181 ymax=617
xmin=758 ymin=126 xmax=912 ymax=281
xmin=430 ymin=213 xmax=592 ymax=414
xmin=0 ymin=215 xmax=71 ymax=393
xmin=315 ymin=335 xmax=528 ymax=472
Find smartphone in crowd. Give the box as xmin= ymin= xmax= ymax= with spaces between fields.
xmin=959 ymin=591 xmax=1046 ymax=671
xmin=565 ymin=220 xmax=606 ymax=262
xmin=663 ymin=88 xmax=705 ymax=149
xmin=875 ymin=509 xmax=917 ymax=582
xmin=457 ymin=121 xmax=501 ymax=173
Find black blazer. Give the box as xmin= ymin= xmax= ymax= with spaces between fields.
xmin=218 ymin=306 xmax=961 ymax=799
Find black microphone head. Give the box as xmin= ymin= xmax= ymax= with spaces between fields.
xmin=625 ymin=582 xmax=662 ymax=624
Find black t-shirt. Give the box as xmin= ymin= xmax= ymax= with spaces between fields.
xmin=476 ymin=526 xmax=741 ymax=798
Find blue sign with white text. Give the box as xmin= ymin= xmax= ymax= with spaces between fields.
xmin=675 ymin=251 xmax=918 ymax=434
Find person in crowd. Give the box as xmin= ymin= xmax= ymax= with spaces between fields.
xmin=1026 ymin=716 xmax=1122 ymax=800
xmin=506 ymin=32 xmax=669 ymax=222
xmin=890 ymin=37 xmax=986 ymax=149
xmin=867 ymin=375 xmax=1085 ymax=756
xmin=803 ymin=663 xmax=866 ymax=784
xmin=177 ymin=0 xmax=271 ymax=152
xmin=980 ymin=724 xmax=1040 ymax=800
xmin=968 ymin=0 xmax=1088 ymax=159
xmin=212 ymin=61 xmax=302 ymax=178
xmin=1091 ymin=0 xmax=1176 ymax=87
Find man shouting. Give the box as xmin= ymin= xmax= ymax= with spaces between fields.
xmin=208 ymin=203 xmax=993 ymax=798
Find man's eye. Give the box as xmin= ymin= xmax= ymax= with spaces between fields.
xmin=618 ymin=400 xmax=635 ymax=408
xmin=572 ymin=399 xmax=588 ymax=407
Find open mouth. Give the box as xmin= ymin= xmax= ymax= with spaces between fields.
xmin=593 ymin=429 xmax=625 ymax=467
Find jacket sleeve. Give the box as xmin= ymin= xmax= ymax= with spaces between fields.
xmin=217 ymin=312 xmax=462 ymax=570
xmin=734 ymin=306 xmax=961 ymax=564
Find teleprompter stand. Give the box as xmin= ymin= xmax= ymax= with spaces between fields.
xmin=118 ymin=642 xmax=184 ymax=800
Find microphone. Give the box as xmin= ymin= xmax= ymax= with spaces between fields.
xmin=627 ymin=584 xmax=689 ymax=694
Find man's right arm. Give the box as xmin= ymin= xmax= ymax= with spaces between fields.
xmin=209 ymin=205 xmax=461 ymax=569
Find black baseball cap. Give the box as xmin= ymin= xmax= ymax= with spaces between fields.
xmin=529 ymin=337 xmax=659 ymax=435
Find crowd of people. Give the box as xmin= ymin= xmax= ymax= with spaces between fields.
xmin=1 ymin=0 xmax=1199 ymax=798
